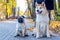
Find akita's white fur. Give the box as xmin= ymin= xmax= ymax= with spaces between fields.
xmin=35 ymin=2 xmax=50 ymax=38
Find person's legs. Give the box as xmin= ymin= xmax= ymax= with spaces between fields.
xmin=48 ymin=10 xmax=51 ymax=20
xmin=48 ymin=10 xmax=55 ymax=20
xmin=50 ymin=10 xmax=55 ymax=20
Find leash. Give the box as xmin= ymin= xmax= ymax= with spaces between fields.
xmin=23 ymin=0 xmax=34 ymax=19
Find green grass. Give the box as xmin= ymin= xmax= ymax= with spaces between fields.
xmin=55 ymin=8 xmax=60 ymax=21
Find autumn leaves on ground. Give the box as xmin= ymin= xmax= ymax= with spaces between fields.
xmin=50 ymin=21 xmax=60 ymax=35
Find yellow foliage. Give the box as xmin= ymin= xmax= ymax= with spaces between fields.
xmin=27 ymin=19 xmax=34 ymax=23
xmin=20 ymin=10 xmax=31 ymax=16
xmin=25 ymin=10 xmax=30 ymax=16
xmin=0 ymin=0 xmax=5 ymax=2
xmin=0 ymin=0 xmax=16 ymax=17
xmin=56 ymin=0 xmax=59 ymax=10
xmin=20 ymin=10 xmax=24 ymax=16
xmin=29 ymin=27 xmax=34 ymax=31
xmin=0 ymin=2 xmax=4 ymax=8
xmin=50 ymin=21 xmax=60 ymax=28
xmin=7 ymin=4 xmax=12 ymax=16
xmin=2 ymin=5 xmax=6 ymax=9
xmin=12 ymin=0 xmax=16 ymax=7
xmin=12 ymin=1 xmax=16 ymax=7
xmin=0 ymin=2 xmax=6 ymax=14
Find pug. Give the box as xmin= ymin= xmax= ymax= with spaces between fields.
xmin=15 ymin=16 xmax=28 ymax=37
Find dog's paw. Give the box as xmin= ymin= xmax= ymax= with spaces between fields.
xmin=22 ymin=34 xmax=29 ymax=37
xmin=14 ymin=34 xmax=20 ymax=37
xmin=32 ymin=34 xmax=36 ymax=37
xmin=36 ymin=36 xmax=40 ymax=39
xmin=47 ymin=35 xmax=50 ymax=37
xmin=42 ymin=35 xmax=47 ymax=38
xmin=25 ymin=35 xmax=29 ymax=37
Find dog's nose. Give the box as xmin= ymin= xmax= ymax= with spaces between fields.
xmin=37 ymin=10 xmax=39 ymax=12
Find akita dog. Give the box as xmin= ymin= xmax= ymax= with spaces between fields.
xmin=35 ymin=2 xmax=50 ymax=38
xmin=15 ymin=16 xmax=28 ymax=37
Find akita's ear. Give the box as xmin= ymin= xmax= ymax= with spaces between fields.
xmin=35 ymin=2 xmax=40 ymax=7
xmin=42 ymin=2 xmax=45 ymax=7
xmin=35 ymin=2 xmax=38 ymax=6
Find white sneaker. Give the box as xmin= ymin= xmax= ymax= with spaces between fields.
xmin=36 ymin=35 xmax=40 ymax=39
xmin=47 ymin=34 xmax=50 ymax=37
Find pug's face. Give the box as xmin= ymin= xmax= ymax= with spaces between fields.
xmin=35 ymin=2 xmax=46 ymax=14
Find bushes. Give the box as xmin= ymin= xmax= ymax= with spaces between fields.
xmin=55 ymin=8 xmax=60 ymax=21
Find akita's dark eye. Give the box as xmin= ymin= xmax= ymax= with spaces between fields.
xmin=40 ymin=7 xmax=42 ymax=9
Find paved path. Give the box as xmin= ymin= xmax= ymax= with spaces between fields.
xmin=0 ymin=20 xmax=60 ymax=40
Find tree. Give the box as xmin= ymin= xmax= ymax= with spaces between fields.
xmin=12 ymin=0 xmax=16 ymax=18
xmin=26 ymin=0 xmax=36 ymax=21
